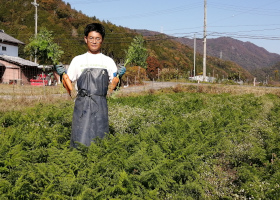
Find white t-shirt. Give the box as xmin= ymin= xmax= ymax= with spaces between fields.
xmin=67 ymin=52 xmax=117 ymax=83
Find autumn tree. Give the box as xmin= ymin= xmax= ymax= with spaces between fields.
xmin=122 ymin=66 xmax=146 ymax=85
xmin=274 ymin=70 xmax=279 ymax=81
xmin=146 ymin=56 xmax=162 ymax=80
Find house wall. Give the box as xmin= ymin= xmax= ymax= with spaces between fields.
xmin=0 ymin=42 xmax=18 ymax=57
xmin=0 ymin=60 xmax=29 ymax=84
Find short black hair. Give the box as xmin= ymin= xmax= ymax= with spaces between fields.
xmin=84 ymin=23 xmax=105 ymax=39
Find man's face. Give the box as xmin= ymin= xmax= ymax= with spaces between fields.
xmin=84 ymin=31 xmax=103 ymax=54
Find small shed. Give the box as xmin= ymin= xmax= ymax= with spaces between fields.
xmin=0 ymin=55 xmax=39 ymax=85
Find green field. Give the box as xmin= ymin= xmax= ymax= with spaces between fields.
xmin=0 ymin=84 xmax=280 ymax=199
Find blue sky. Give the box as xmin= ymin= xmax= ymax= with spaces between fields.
xmin=64 ymin=0 xmax=280 ymax=54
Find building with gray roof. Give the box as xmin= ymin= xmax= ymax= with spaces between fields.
xmin=0 ymin=30 xmax=42 ymax=84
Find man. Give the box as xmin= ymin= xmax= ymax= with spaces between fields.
xmin=56 ymin=23 xmax=125 ymax=148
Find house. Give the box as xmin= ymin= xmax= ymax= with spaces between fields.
xmin=0 ymin=29 xmax=24 ymax=57
xmin=0 ymin=30 xmax=41 ymax=84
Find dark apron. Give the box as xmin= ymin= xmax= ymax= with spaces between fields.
xmin=70 ymin=68 xmax=109 ymax=147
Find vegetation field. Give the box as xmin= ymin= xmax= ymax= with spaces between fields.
xmin=0 ymin=84 xmax=280 ymax=199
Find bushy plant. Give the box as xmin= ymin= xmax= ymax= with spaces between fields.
xmin=159 ymin=68 xmax=179 ymax=81
xmin=121 ymin=66 xmax=146 ymax=86
xmin=0 ymin=92 xmax=280 ymax=199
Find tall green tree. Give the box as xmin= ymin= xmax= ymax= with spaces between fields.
xmin=24 ymin=27 xmax=64 ymax=65
xmin=124 ymin=35 xmax=148 ymax=69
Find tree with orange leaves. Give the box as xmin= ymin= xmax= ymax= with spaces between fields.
xmin=146 ymin=56 xmax=162 ymax=80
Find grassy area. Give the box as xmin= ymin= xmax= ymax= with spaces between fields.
xmin=0 ymin=84 xmax=64 ymax=95
xmin=0 ymin=84 xmax=74 ymax=112
xmin=116 ymin=82 xmax=280 ymax=98
xmin=1 ymin=83 xmax=280 ymax=199
xmin=1 ymin=82 xmax=280 ymax=112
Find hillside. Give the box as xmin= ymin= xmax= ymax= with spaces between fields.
xmin=176 ymin=37 xmax=280 ymax=80
xmin=136 ymin=29 xmax=253 ymax=81
xmin=262 ymin=61 xmax=280 ymax=83
xmin=0 ymin=0 xmax=136 ymax=64
xmin=0 ymin=0 xmax=253 ymax=81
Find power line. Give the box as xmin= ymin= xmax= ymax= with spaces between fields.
xmin=208 ymin=32 xmax=280 ymax=40
xmin=7 ymin=29 xmax=280 ymax=43
xmin=209 ymin=27 xmax=280 ymax=34
xmin=208 ymin=24 xmax=280 ymax=28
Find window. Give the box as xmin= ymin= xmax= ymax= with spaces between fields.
xmin=2 ymin=46 xmax=6 ymax=51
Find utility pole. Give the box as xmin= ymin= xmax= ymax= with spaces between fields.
xmin=193 ymin=34 xmax=196 ymax=77
xmin=203 ymin=0 xmax=207 ymax=81
xmin=31 ymin=0 xmax=39 ymax=63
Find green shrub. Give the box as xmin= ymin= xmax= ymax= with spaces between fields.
xmin=1 ymin=92 xmax=280 ymax=199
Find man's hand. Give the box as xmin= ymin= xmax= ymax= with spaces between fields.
xmin=55 ymin=65 xmax=65 ymax=75
xmin=117 ymin=66 xmax=126 ymax=77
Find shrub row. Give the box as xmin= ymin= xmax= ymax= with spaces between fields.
xmin=0 ymin=92 xmax=279 ymax=199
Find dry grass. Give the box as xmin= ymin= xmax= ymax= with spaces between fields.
xmin=116 ymin=83 xmax=280 ymax=98
xmin=1 ymin=82 xmax=280 ymax=112
xmin=0 ymin=84 xmax=65 ymax=95
xmin=0 ymin=84 xmax=73 ymax=112
xmin=182 ymin=84 xmax=280 ymax=96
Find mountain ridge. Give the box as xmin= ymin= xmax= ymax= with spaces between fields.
xmin=175 ymin=36 xmax=280 ymax=80
xmin=136 ymin=29 xmax=280 ymax=80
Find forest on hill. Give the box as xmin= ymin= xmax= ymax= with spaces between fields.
xmin=0 ymin=0 xmax=254 ymax=82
